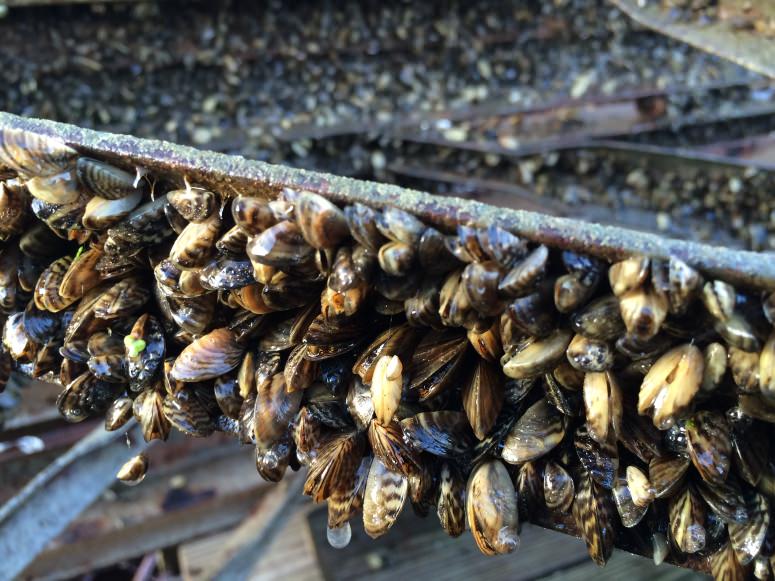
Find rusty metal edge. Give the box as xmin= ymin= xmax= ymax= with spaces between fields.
xmin=610 ymin=0 xmax=775 ymax=79
xmin=1 ymin=111 xmax=774 ymax=291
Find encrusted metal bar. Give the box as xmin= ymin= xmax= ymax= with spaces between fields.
xmin=1 ymin=111 xmax=773 ymax=291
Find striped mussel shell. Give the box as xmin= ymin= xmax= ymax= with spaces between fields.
xmin=0 ymin=179 xmax=30 ymax=240
xmin=0 ymin=128 xmax=77 ymax=178
xmin=7 ymin=124 xmax=775 ymax=571
xmin=76 ymin=157 xmax=145 ymax=200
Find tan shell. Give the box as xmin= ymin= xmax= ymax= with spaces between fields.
xmin=466 ymin=459 xmax=519 ymax=555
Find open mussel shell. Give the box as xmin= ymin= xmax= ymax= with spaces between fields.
xmin=407 ymin=328 xmax=467 ymax=401
xmin=638 ymin=344 xmax=703 ymax=430
xmin=502 ymin=399 xmax=565 ymax=464
xmin=466 ymin=459 xmax=519 ymax=556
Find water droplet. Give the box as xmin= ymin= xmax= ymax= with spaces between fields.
xmin=652 ymin=532 xmax=669 ymax=565
xmin=327 ymin=522 xmax=351 ymax=549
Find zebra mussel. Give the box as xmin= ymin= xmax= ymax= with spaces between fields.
xmin=1 ymin=126 xmax=774 ymax=578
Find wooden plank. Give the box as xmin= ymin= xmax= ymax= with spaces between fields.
xmin=307 ymin=506 xmax=703 ymax=581
xmin=540 ymin=548 xmax=703 ymax=581
xmin=0 ymin=422 xmax=148 ymax=580
xmin=21 ymin=441 xmax=264 ymax=580
xmin=179 ymin=503 xmax=324 ymax=581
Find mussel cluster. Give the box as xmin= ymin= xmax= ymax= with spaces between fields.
xmin=2 ymin=127 xmax=775 ymax=579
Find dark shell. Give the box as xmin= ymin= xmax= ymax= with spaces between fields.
xmin=498 ymin=245 xmax=548 ymax=297
xmin=126 ymin=314 xmax=165 ymax=390
xmin=571 ymin=296 xmax=625 ymax=342
xmin=506 ymin=290 xmax=556 ymax=338
xmin=401 ymin=411 xmax=474 ymax=460
xmin=200 ymin=256 xmax=255 ymax=291
xmin=56 ymin=371 xmax=122 ymax=423
xmin=574 ymin=426 xmax=618 ymax=490
xmin=376 ymin=207 xmax=425 ymax=246
xmin=303 ymin=314 xmax=363 ymax=361
xmin=461 ymin=261 xmax=503 ymax=317
xmin=88 ymin=353 xmax=128 ymax=383
xmin=352 ymin=323 xmax=419 ymax=384
xmin=254 ymin=373 xmax=303 ymax=446
xmin=462 ymin=358 xmax=504 ymax=441
xmin=407 ymin=329 xmax=467 ymax=401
